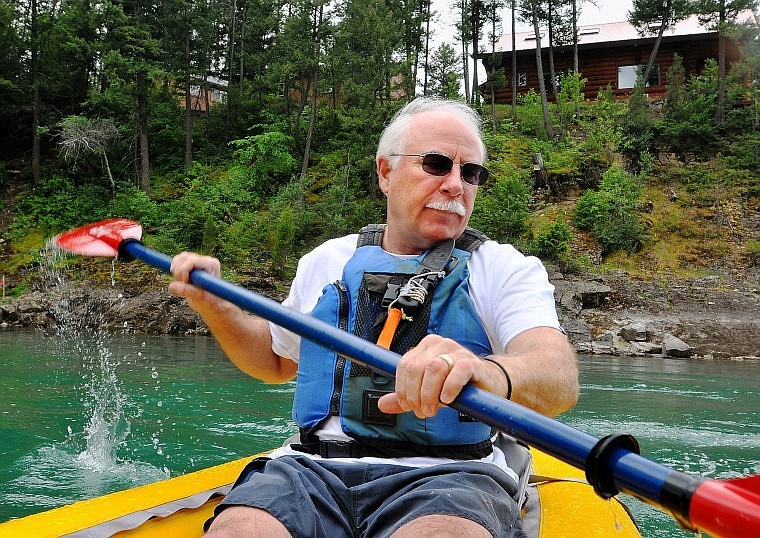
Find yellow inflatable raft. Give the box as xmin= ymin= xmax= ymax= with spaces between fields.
xmin=0 ymin=447 xmax=639 ymax=537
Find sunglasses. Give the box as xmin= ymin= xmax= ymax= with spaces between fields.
xmin=391 ymin=153 xmax=490 ymax=186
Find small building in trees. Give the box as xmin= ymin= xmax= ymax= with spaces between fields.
xmin=179 ymin=75 xmax=228 ymax=112
xmin=480 ymin=15 xmax=744 ymax=102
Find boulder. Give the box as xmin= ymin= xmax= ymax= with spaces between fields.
xmin=619 ymin=322 xmax=649 ymax=342
xmin=662 ymin=333 xmax=693 ymax=358
xmin=630 ymin=340 xmax=662 ymax=355
xmin=574 ymin=282 xmax=612 ymax=309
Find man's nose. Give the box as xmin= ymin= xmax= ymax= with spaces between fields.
xmin=439 ymin=163 xmax=465 ymax=195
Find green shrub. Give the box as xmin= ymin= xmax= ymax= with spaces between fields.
xmin=107 ymin=188 xmax=161 ymax=227
xmin=583 ymin=85 xmax=625 ymax=153
xmin=722 ymin=134 xmax=760 ymax=173
xmin=516 ymin=90 xmax=545 ymax=137
xmin=621 ymin=80 xmax=654 ymax=173
xmin=471 ymin=172 xmax=532 ymax=242
xmin=660 ymin=56 xmax=719 ymax=160
xmin=319 ymin=177 xmax=384 ymax=242
xmin=270 ymin=205 xmax=296 ymax=277
xmin=218 ymin=211 xmax=269 ymax=266
xmin=8 ymin=175 xmax=111 ymax=239
xmin=574 ymin=166 xmax=644 ymax=254
xmin=230 ymin=131 xmax=297 ymax=196
xmin=535 ymin=218 xmax=572 ymax=261
xmin=555 ymin=71 xmax=586 ymax=133
xmin=528 ymin=139 xmax=584 ymax=186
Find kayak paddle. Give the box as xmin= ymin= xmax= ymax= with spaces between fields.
xmin=54 ymin=218 xmax=760 ymax=538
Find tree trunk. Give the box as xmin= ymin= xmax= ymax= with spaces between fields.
xmin=239 ymin=2 xmax=245 ymax=91
xmin=471 ymin=0 xmax=480 ymax=106
xmin=511 ymin=0 xmax=517 ymax=120
xmin=225 ymin=0 xmax=237 ymax=133
xmin=715 ymin=4 xmax=726 ymax=127
xmin=461 ymin=0 xmax=471 ymax=103
xmin=184 ymin=8 xmax=193 ymax=173
xmin=101 ymin=149 xmax=116 ymax=196
xmin=136 ymin=71 xmax=150 ymax=194
xmin=572 ymin=0 xmax=578 ymax=73
xmin=548 ymin=0 xmax=557 ymax=99
xmin=642 ymin=0 xmax=671 ymax=87
xmin=423 ymin=0 xmax=431 ymax=96
xmin=490 ymin=5 xmax=496 ymax=131
xmin=532 ymin=4 xmax=554 ymax=139
xmin=300 ymin=4 xmax=322 ymax=183
xmin=301 ymin=74 xmax=317 ymax=180
xmin=31 ymin=0 xmax=40 ymax=186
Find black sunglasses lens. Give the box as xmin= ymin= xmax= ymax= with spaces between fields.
xmin=462 ymin=163 xmax=488 ymax=185
xmin=420 ymin=154 xmax=453 ymax=176
xmin=419 ymin=153 xmax=489 ymax=185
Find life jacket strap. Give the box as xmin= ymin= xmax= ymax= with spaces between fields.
xmin=291 ymin=432 xmax=494 ymax=460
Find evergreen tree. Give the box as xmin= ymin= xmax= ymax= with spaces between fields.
xmin=0 ymin=1 xmax=27 ymax=159
xmin=628 ymin=0 xmax=693 ymax=89
xmin=694 ymin=0 xmax=759 ymax=126
xmin=428 ymin=43 xmax=462 ymax=99
xmin=519 ymin=0 xmax=554 ymax=138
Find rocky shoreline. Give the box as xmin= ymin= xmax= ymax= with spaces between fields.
xmin=553 ymin=270 xmax=760 ymax=360
xmin=2 ymin=271 xmax=759 ymax=360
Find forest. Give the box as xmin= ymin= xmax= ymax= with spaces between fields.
xmin=1 ymin=0 xmax=759 ymax=296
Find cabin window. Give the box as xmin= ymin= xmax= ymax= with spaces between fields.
xmin=518 ymin=73 xmax=527 ymax=86
xmin=543 ymin=73 xmax=561 ymax=92
xmin=617 ymin=64 xmax=660 ymax=89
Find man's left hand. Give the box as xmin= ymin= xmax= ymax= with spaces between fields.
xmin=376 ymin=335 xmax=504 ymax=418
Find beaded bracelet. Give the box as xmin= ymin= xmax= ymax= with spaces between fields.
xmin=481 ymin=356 xmax=513 ymax=400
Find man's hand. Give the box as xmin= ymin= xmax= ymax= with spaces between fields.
xmin=168 ymin=252 xmax=230 ymax=315
xmin=376 ymin=335 xmax=509 ymax=418
xmin=377 ymin=327 xmax=579 ymax=418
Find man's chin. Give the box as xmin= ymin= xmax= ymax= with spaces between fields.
xmin=421 ymin=221 xmax=467 ymax=244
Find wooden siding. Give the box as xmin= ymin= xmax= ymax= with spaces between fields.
xmin=483 ymin=33 xmax=741 ymax=102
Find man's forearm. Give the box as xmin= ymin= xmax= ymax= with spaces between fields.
xmin=490 ymin=327 xmax=579 ymax=417
xmin=201 ymin=302 xmax=297 ymax=383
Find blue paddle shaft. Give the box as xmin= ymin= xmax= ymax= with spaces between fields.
xmin=122 ymin=239 xmax=694 ymax=519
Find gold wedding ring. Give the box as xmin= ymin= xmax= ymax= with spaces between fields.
xmin=437 ymin=353 xmax=454 ymax=370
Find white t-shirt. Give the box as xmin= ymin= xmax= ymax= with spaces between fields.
xmin=267 ymin=234 xmax=561 ymax=482
xmin=271 ymin=234 xmax=560 ymax=359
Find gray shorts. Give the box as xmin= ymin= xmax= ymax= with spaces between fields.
xmin=207 ymin=455 xmax=525 ymax=537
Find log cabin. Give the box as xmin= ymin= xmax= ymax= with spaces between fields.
xmin=479 ymin=15 xmax=748 ymax=102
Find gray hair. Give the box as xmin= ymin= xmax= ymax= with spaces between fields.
xmin=376 ymin=97 xmax=486 ymax=169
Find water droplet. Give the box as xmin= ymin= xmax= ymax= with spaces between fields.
xmin=151 ymin=370 xmax=159 ymax=379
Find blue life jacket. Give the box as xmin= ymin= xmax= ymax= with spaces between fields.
xmin=292 ymin=225 xmax=495 ymax=459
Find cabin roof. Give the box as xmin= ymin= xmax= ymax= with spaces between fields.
xmin=489 ymin=14 xmax=749 ymax=54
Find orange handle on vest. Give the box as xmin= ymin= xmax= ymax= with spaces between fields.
xmin=376 ymin=307 xmax=403 ymax=350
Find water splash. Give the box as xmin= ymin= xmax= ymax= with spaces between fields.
xmin=29 ymin=241 xmax=167 ymax=483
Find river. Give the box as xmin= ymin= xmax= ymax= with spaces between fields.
xmin=0 ymin=329 xmax=758 ymax=536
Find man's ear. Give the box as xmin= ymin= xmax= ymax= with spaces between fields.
xmin=377 ymin=156 xmax=392 ymax=195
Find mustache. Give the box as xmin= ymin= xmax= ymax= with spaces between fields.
xmin=425 ymin=200 xmax=467 ymax=216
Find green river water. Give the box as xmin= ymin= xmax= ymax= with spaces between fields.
xmin=0 ymin=328 xmax=758 ymax=536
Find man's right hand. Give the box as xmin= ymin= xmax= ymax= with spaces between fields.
xmin=168 ymin=252 xmax=228 ymax=315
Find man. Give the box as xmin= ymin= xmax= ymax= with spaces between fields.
xmin=169 ymin=97 xmax=579 ymax=537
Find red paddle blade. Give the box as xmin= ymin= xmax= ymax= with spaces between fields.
xmin=54 ymin=218 xmax=142 ymax=257
xmin=690 ymin=475 xmax=760 ymax=538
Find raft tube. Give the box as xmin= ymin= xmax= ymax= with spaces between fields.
xmin=0 ymin=448 xmax=639 ymax=537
